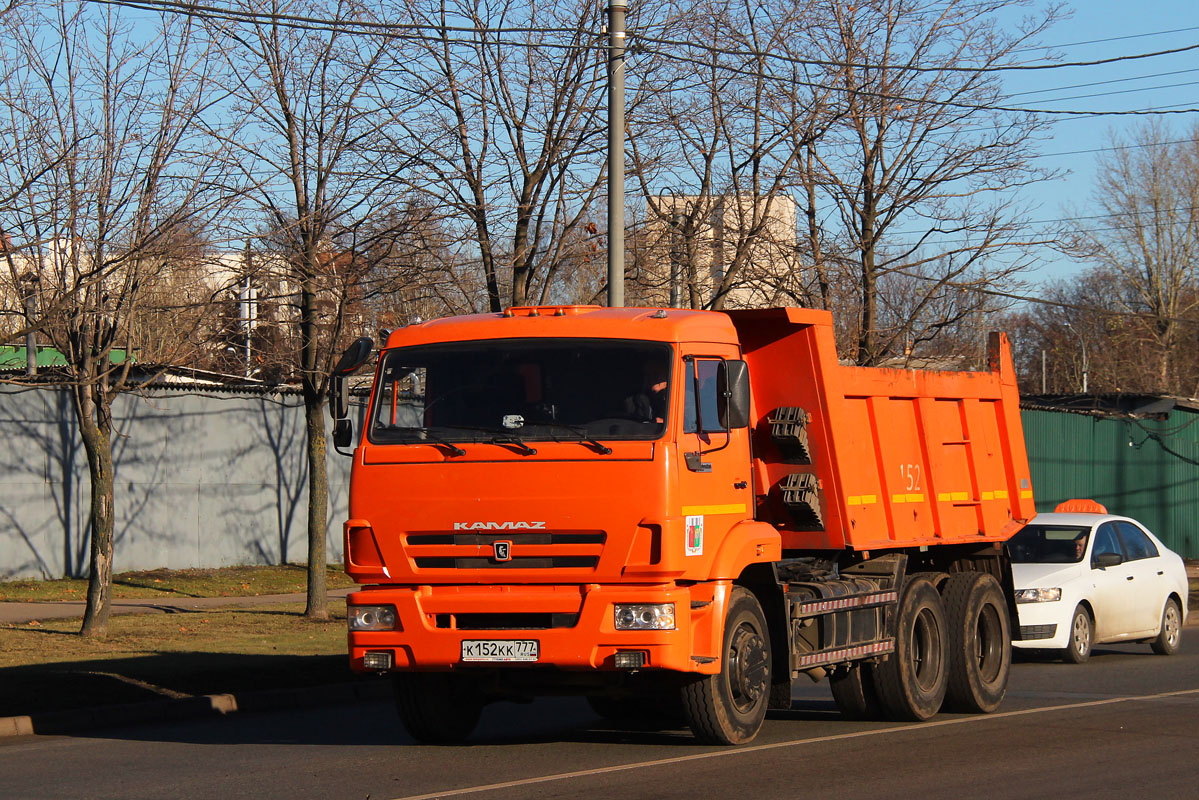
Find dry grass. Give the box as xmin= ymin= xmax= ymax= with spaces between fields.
xmin=0 ymin=564 xmax=356 ymax=602
xmin=0 ymin=602 xmax=359 ymax=717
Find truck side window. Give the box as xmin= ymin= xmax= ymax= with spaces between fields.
xmin=683 ymin=359 xmax=727 ymax=435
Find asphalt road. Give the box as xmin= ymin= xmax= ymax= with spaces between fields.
xmin=3 ymin=634 xmax=1197 ymax=800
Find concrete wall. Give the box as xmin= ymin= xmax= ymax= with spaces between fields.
xmin=0 ymin=386 xmax=354 ymax=579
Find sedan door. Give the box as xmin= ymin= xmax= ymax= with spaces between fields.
xmin=1087 ymin=522 xmax=1136 ymax=640
xmin=1115 ymin=521 xmax=1169 ymax=636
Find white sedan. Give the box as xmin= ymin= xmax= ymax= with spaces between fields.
xmin=1007 ymin=500 xmax=1189 ymax=663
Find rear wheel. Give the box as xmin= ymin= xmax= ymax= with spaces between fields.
xmin=872 ymin=577 xmax=948 ymax=721
xmin=1062 ymin=605 xmax=1092 ymax=664
xmin=942 ymin=572 xmax=1011 ymax=713
xmin=1151 ymin=598 xmax=1182 ymax=656
xmin=681 ymin=587 xmax=772 ymax=744
xmin=393 ymin=672 xmax=484 ymax=744
xmin=829 ymin=663 xmax=883 ymax=720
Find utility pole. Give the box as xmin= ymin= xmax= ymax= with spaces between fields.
xmin=606 ymin=0 xmax=627 ymax=308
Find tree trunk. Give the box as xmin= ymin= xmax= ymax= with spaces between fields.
xmin=303 ymin=394 xmax=329 ymax=620
xmin=300 ymin=269 xmax=330 ymax=621
xmin=77 ymin=385 xmax=116 ymax=639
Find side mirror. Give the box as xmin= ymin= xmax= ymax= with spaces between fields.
xmin=1094 ymin=552 xmax=1123 ymax=569
xmin=329 ymin=337 xmax=374 ymax=422
xmin=718 ymin=359 xmax=751 ymax=429
xmin=333 ymin=418 xmax=354 ymax=449
xmin=333 ymin=337 xmax=375 ymax=377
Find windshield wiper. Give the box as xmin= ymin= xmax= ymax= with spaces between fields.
xmin=533 ymin=421 xmax=613 ymax=455
xmin=430 ymin=424 xmax=539 ymax=456
xmin=488 ymin=435 xmax=538 ymax=455
xmin=381 ymin=426 xmax=467 ymax=457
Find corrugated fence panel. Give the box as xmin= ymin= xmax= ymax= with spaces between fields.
xmin=1022 ymin=408 xmax=1199 ymax=558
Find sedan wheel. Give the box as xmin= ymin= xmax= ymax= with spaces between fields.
xmin=1151 ymin=599 xmax=1182 ymax=656
xmin=1063 ymin=606 xmax=1092 ymax=664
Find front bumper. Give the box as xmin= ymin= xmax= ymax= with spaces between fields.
xmin=1012 ymin=600 xmax=1071 ymax=649
xmin=348 ymin=582 xmax=729 ymax=675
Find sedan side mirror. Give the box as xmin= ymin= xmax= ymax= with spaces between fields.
xmin=1094 ymin=552 xmax=1123 ymax=569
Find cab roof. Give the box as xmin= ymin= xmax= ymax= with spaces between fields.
xmin=383 ymin=306 xmax=740 ymax=349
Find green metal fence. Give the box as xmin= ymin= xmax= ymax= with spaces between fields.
xmin=1022 ymin=407 xmax=1199 ymax=558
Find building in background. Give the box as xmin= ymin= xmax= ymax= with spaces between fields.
xmin=633 ymin=193 xmax=801 ymax=309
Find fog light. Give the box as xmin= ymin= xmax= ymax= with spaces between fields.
xmin=349 ymin=604 xmax=399 ymax=631
xmin=362 ymin=650 xmax=393 ymax=670
xmin=614 ymin=650 xmax=647 ymax=669
xmin=614 ymin=603 xmax=676 ymax=630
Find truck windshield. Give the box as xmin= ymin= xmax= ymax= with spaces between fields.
xmin=1006 ymin=525 xmax=1091 ymax=564
xmin=368 ymin=338 xmax=673 ymax=444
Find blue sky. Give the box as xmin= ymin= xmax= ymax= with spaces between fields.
xmin=1000 ymin=1 xmax=1198 ymax=286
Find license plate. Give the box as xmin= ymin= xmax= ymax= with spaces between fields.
xmin=461 ymin=639 xmax=539 ymax=662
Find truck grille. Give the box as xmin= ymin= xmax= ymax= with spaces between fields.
xmin=435 ymin=612 xmax=580 ymax=630
xmin=405 ymin=531 xmax=605 ymax=571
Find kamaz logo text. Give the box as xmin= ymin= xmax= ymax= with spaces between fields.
xmin=453 ymin=521 xmax=547 ymax=530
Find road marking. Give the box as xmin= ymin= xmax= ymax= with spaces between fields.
xmin=389 ymin=688 xmax=1199 ymax=800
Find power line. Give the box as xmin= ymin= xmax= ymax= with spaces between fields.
xmin=632 ymin=31 xmax=1199 ymax=76
xmin=1005 ymin=67 xmax=1199 ymax=98
xmin=1015 ymin=79 xmax=1199 ymax=106
xmin=633 ymin=44 xmax=1199 ymax=117
xmin=1032 ymin=138 xmax=1199 ymax=160
xmin=84 ymin=0 xmax=587 ymax=36
xmin=1013 ymin=25 xmax=1199 ymax=54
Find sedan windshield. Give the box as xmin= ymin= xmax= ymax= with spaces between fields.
xmin=1007 ymin=525 xmax=1091 ymax=564
xmin=368 ymin=338 xmax=672 ymax=444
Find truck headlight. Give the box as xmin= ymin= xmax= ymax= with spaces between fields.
xmin=1015 ymin=588 xmax=1061 ymax=604
xmin=348 ymin=605 xmax=398 ymax=631
xmin=614 ymin=603 xmax=676 ymax=630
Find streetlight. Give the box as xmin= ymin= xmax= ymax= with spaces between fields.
xmin=1064 ymin=322 xmax=1088 ymax=393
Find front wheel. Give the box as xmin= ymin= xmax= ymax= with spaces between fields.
xmin=1151 ymin=598 xmax=1182 ymax=656
xmin=1062 ymin=605 xmax=1092 ymax=664
xmin=393 ymin=672 xmax=484 ymax=744
xmin=681 ymin=587 xmax=772 ymax=744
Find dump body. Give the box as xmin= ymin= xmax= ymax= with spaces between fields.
xmin=339 ymin=304 xmax=1033 ymax=744
xmin=730 ymin=306 xmax=1033 ymax=551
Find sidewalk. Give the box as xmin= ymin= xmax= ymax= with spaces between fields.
xmin=0 ymin=588 xmax=354 ymax=625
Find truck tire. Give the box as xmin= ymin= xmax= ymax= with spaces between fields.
xmin=872 ymin=577 xmax=948 ymax=721
xmin=393 ymin=672 xmax=483 ymax=744
xmin=829 ymin=663 xmax=883 ymax=720
xmin=1150 ymin=598 xmax=1182 ymax=655
xmin=942 ymin=572 xmax=1010 ymax=713
xmin=681 ymin=587 xmax=771 ymax=744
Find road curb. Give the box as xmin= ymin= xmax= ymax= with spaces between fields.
xmin=0 ymin=678 xmax=391 ymax=740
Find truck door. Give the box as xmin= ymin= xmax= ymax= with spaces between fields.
xmin=676 ymin=352 xmax=753 ymax=567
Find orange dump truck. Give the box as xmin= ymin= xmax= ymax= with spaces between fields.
xmin=329 ymin=305 xmax=1034 ymax=744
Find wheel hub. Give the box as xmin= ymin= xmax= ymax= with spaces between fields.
xmin=728 ymin=624 xmax=769 ymax=711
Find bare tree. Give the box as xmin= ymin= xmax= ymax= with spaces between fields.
xmin=0 ymin=2 xmax=232 ymax=636
xmin=808 ymin=0 xmax=1059 ymax=364
xmin=214 ymin=0 xmax=416 ymax=619
xmin=628 ymin=0 xmax=827 ymax=310
xmin=381 ymin=0 xmax=608 ymax=312
xmin=1062 ymin=120 xmax=1199 ymax=392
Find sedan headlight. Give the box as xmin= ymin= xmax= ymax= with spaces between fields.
xmin=348 ymin=604 xmax=398 ymax=631
xmin=1015 ymin=587 xmax=1062 ymax=604
xmin=614 ymin=603 xmax=676 ymax=630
